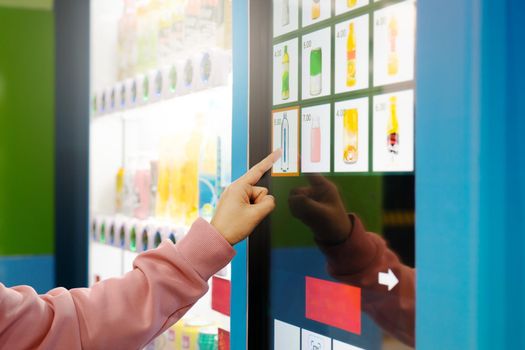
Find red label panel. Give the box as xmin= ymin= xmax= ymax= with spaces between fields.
xmin=218 ymin=328 xmax=230 ymax=350
xmin=305 ymin=276 xmax=361 ymax=335
xmin=212 ymin=276 xmax=231 ymax=316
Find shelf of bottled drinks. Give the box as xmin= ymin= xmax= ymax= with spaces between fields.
xmin=89 ymin=1 xmax=234 ymax=349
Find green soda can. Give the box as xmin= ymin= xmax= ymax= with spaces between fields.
xmin=198 ymin=327 xmax=218 ymax=350
xmin=310 ymin=47 xmax=322 ymax=96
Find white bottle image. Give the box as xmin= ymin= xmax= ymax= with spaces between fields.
xmin=282 ymin=0 xmax=290 ymax=27
xmin=281 ymin=113 xmax=290 ymax=172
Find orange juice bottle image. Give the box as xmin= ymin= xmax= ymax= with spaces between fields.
xmin=388 ymin=15 xmax=399 ymax=76
xmin=346 ymin=22 xmax=356 ymax=87
xmin=343 ymin=109 xmax=358 ymax=163
xmin=312 ymin=0 xmax=321 ymax=20
xmin=347 ymin=0 xmax=358 ymax=8
xmin=387 ymin=96 xmax=400 ymax=154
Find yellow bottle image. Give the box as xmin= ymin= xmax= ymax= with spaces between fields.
xmin=346 ymin=22 xmax=356 ymax=87
xmin=343 ymin=109 xmax=358 ymax=163
xmin=387 ymin=96 xmax=400 ymax=154
xmin=347 ymin=0 xmax=357 ymax=8
xmin=388 ymin=15 xmax=399 ymax=76
xmin=282 ymin=45 xmax=290 ymax=100
xmin=312 ymin=0 xmax=321 ymax=20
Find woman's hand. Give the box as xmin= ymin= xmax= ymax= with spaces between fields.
xmin=211 ymin=150 xmax=281 ymax=245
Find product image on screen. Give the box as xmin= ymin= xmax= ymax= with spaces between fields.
xmin=266 ymin=0 xmax=417 ymax=349
xmin=302 ymin=28 xmax=331 ymax=100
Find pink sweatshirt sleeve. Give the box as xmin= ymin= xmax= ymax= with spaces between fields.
xmin=0 ymin=218 xmax=235 ymax=350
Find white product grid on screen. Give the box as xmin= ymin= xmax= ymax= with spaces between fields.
xmin=274 ymin=319 xmax=366 ymax=350
xmin=271 ymin=0 xmax=416 ymax=176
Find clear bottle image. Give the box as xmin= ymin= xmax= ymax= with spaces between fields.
xmin=310 ymin=47 xmax=322 ymax=96
xmin=387 ymin=96 xmax=400 ymax=154
xmin=281 ymin=113 xmax=290 ymax=172
xmin=282 ymin=45 xmax=290 ymax=100
xmin=282 ymin=0 xmax=290 ymax=26
xmin=388 ymin=15 xmax=399 ymax=76
xmin=343 ymin=109 xmax=358 ymax=163
xmin=346 ymin=22 xmax=356 ymax=87
xmin=312 ymin=0 xmax=321 ymax=20
xmin=311 ymin=114 xmax=321 ymax=163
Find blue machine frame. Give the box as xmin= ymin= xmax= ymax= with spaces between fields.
xmin=231 ymin=0 xmax=249 ymax=349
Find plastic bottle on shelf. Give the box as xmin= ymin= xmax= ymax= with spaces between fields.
xmin=199 ymin=124 xmax=219 ymax=222
xmin=182 ymin=319 xmax=212 ymax=350
xmin=116 ymin=167 xmax=125 ymax=213
xmin=198 ymin=327 xmax=219 ymax=350
xmin=99 ymin=219 xmax=107 ymax=244
xmin=91 ymin=217 xmax=98 ymax=241
xmin=182 ymin=126 xmax=201 ymax=226
xmin=156 ymin=139 xmax=172 ymax=218
xmin=118 ymin=0 xmax=138 ymax=79
xmin=157 ymin=0 xmax=173 ymax=66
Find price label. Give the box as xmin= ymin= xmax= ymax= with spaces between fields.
xmin=336 ymin=29 xmax=347 ymax=39
xmin=274 ymin=49 xmax=282 ymax=58
xmin=336 ymin=109 xmax=345 ymax=117
xmin=375 ymin=102 xmax=387 ymax=112
xmin=302 ymin=113 xmax=312 ymax=122
xmin=303 ymin=40 xmax=312 ymax=49
xmin=375 ymin=16 xmax=386 ymax=27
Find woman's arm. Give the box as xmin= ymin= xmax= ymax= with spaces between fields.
xmin=0 ymin=150 xmax=281 ymax=350
xmin=0 ymin=219 xmax=233 ymax=350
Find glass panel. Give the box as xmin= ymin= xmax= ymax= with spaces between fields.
xmin=269 ymin=1 xmax=416 ymax=348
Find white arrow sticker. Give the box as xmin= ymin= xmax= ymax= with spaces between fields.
xmin=378 ymin=269 xmax=399 ymax=291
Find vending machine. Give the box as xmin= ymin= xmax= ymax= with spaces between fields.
xmin=247 ymin=0 xmax=416 ymax=349
xmin=89 ymin=1 xmax=233 ymax=348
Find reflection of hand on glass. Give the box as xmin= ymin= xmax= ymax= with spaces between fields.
xmin=288 ymin=175 xmax=352 ymax=245
xmin=288 ymin=175 xmax=415 ymax=347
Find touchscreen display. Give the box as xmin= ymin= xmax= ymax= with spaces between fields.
xmin=269 ymin=1 xmax=416 ymax=348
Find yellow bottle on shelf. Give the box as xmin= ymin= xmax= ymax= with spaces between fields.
xmin=343 ymin=109 xmax=358 ymax=163
xmin=346 ymin=22 xmax=356 ymax=87
xmin=388 ymin=15 xmax=399 ymax=76
xmin=387 ymin=96 xmax=400 ymax=154
xmin=312 ymin=0 xmax=321 ymax=20
xmin=347 ymin=0 xmax=357 ymax=8
xmin=116 ymin=167 xmax=125 ymax=213
xmin=156 ymin=140 xmax=172 ymax=218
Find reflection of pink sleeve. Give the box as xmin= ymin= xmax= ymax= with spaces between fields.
xmin=0 ymin=218 xmax=235 ymax=350
xmin=318 ymin=215 xmax=415 ymax=347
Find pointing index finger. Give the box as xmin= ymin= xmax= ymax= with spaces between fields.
xmin=240 ymin=149 xmax=282 ymax=185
